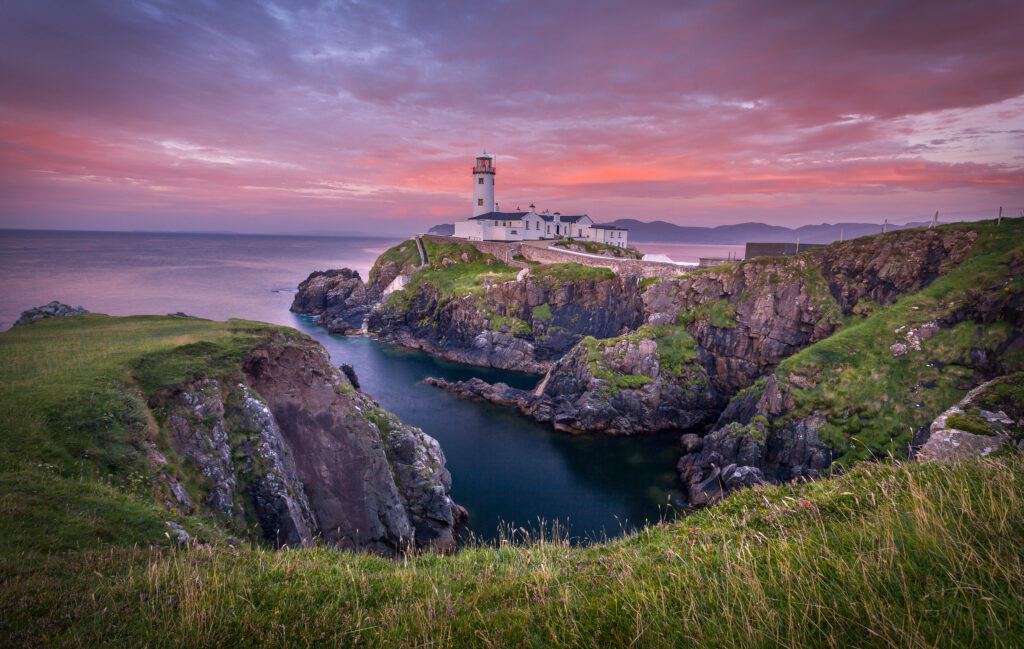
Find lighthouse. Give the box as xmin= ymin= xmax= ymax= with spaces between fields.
xmin=472 ymin=153 xmax=495 ymax=216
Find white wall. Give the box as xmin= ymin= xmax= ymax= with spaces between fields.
xmin=472 ymin=172 xmax=495 ymax=217
xmin=454 ymin=221 xmax=485 ymax=241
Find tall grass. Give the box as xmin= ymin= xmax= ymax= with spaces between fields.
xmin=2 ymin=458 xmax=1021 ymax=647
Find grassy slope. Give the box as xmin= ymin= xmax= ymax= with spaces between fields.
xmin=376 ymin=238 xmax=617 ymax=337
xmin=553 ymin=239 xmax=644 ymax=259
xmin=776 ymin=219 xmax=1024 ymax=464
xmin=0 ymin=315 xmax=304 ymax=554
xmin=2 ymin=458 xmax=1021 ymax=647
xmin=575 ymin=218 xmax=1024 ymax=457
xmin=3 ymin=226 xmax=1024 ymax=646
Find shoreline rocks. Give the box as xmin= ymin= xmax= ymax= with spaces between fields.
xmin=15 ymin=301 xmax=88 ymax=324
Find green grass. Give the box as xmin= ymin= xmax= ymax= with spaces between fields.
xmin=532 ymin=303 xmax=553 ymax=322
xmin=368 ymin=239 xmax=424 ymax=284
xmin=0 ymin=315 xmax=305 ymax=553
xmin=531 ymin=262 xmax=615 ymax=284
xmin=2 ymin=458 xmax=1022 ymax=647
xmin=776 ymin=218 xmax=1024 ymax=465
xmin=553 ymin=239 xmax=644 ymax=259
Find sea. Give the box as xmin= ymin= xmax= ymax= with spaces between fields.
xmin=0 ymin=230 xmax=726 ymax=542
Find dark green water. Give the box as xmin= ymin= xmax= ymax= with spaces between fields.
xmin=1 ymin=229 xmax=686 ymax=542
xmin=289 ymin=318 xmax=686 ymax=542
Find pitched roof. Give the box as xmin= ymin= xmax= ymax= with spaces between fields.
xmin=539 ymin=214 xmax=589 ymax=223
xmin=590 ymin=223 xmax=627 ymax=231
xmin=468 ymin=211 xmax=529 ymax=221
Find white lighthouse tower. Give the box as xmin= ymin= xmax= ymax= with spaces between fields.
xmin=472 ymin=152 xmax=495 ymax=216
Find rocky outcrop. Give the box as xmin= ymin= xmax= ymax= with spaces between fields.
xmin=818 ymin=228 xmax=977 ymax=314
xmin=917 ymin=375 xmax=1023 ymax=461
xmin=15 ymin=301 xmax=88 ymax=324
xmin=290 ymin=269 xmax=374 ymax=334
xmin=154 ymin=336 xmax=464 ymax=554
xmin=367 ymin=273 xmax=646 ymax=373
xmin=160 ymin=377 xmax=317 ymax=547
xmin=675 ymin=375 xmax=833 ymax=505
xmin=525 ymin=336 xmax=720 ymax=434
xmin=242 ymin=340 xmax=464 ymax=553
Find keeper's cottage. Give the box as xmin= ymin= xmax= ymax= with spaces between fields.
xmin=454 ymin=153 xmax=629 ymax=246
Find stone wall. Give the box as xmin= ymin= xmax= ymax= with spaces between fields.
xmin=424 ymin=235 xmax=685 ymax=278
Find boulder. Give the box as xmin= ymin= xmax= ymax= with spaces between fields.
xmin=15 ymin=301 xmax=88 ymax=324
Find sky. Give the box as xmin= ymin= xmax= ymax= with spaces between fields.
xmin=1 ymin=0 xmax=1022 ymax=236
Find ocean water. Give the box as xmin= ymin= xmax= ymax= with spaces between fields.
xmin=0 ymin=230 xmax=685 ymax=541
xmin=632 ymin=241 xmax=745 ymax=263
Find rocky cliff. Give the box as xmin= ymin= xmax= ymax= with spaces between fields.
xmin=294 ymin=221 xmax=1023 ymax=506
xmin=292 ymin=239 xmax=646 ymax=373
xmin=674 ymin=222 xmax=1023 ymax=504
xmin=149 ymin=333 xmax=464 ymax=554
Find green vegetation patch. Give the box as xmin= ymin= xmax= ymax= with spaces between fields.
xmin=532 ymin=303 xmax=553 ymax=322
xmin=678 ymin=299 xmax=739 ymax=329
xmin=776 ymin=217 xmax=1024 ymax=465
xmin=531 ymin=262 xmax=615 ymax=284
xmin=368 ymin=239 xmax=425 ymax=284
xmin=553 ymin=239 xmax=643 ymax=259
xmin=946 ymin=411 xmax=994 ymax=435
xmin=0 ymin=315 xmax=304 ymax=552
xmin=3 ymin=458 xmax=1023 ymax=648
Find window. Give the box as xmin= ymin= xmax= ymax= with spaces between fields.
xmin=546 ymin=226 xmax=551 ymax=234
xmin=478 ymin=177 xmax=484 ymax=184
xmin=478 ymin=199 xmax=484 ymax=206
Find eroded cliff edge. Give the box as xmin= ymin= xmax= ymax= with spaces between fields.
xmin=145 ymin=328 xmax=465 ymax=554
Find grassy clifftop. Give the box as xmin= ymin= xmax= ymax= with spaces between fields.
xmin=3 ymin=453 xmax=1021 ymax=647
xmin=1 ymin=313 xmax=1023 ymax=647
xmin=0 ymin=315 xmax=307 ymax=555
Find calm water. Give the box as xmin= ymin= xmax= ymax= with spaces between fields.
xmin=0 ymin=230 xmax=684 ymax=541
xmin=632 ymin=241 xmax=744 ymax=263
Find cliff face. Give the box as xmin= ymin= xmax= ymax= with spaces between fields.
xmin=153 ymin=335 xmax=464 ymax=554
xmin=242 ymin=340 xmax=465 ymax=553
xmin=366 ymin=273 xmax=646 ymax=374
xmin=293 ymin=222 xmax=1022 ymax=506
xmin=292 ymin=239 xmax=646 ymax=374
xmin=675 ymin=224 xmax=1023 ymax=505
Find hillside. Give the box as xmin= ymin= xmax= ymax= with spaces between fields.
xmin=0 ymin=315 xmax=464 ymax=556
xmin=295 ymin=219 xmax=1024 ymax=505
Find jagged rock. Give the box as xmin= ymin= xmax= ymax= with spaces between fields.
xmin=165 ymin=521 xmax=191 ymax=545
xmin=15 ymin=301 xmax=88 ymax=324
xmin=680 ymin=433 xmax=702 ymax=454
xmin=165 ymin=379 xmax=237 ymax=516
xmin=916 ymin=377 xmax=1022 ymax=462
xmin=677 ymin=412 xmax=831 ymax=506
xmin=242 ymin=339 xmax=462 ymax=554
xmin=158 ymin=377 xmax=317 ymax=547
xmin=340 ymin=363 xmax=361 ymax=390
xmin=290 ymin=269 xmax=373 ymax=334
xmin=917 ymin=429 xmax=1007 ymax=461
xmin=161 ymin=473 xmax=192 ymax=509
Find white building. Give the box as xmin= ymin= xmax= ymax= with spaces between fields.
xmin=453 ymin=153 xmax=629 ymax=247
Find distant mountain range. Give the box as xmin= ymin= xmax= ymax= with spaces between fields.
xmin=427 ymin=219 xmax=936 ymax=243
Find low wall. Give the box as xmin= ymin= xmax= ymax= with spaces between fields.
xmin=424 ymin=234 xmax=686 ymax=278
